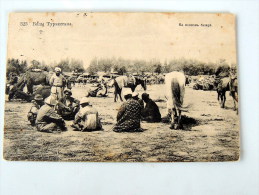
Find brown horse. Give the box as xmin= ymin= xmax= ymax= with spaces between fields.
xmin=15 ymin=71 xmax=51 ymax=94
xmin=216 ymin=77 xmax=230 ymax=109
xmin=8 ymin=71 xmax=71 ymax=101
xmin=216 ymin=76 xmax=238 ymax=113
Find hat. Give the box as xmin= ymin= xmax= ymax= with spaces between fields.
xmin=132 ymin=92 xmax=139 ymax=97
xmin=80 ymin=97 xmax=90 ymax=105
xmin=123 ymin=89 xmax=132 ymax=96
xmin=44 ymin=96 xmax=57 ymax=106
xmin=64 ymin=89 xmax=72 ymax=95
xmin=142 ymin=93 xmax=149 ymax=99
xmin=34 ymin=94 xmax=43 ymax=101
xmin=55 ymin=67 xmax=61 ymax=72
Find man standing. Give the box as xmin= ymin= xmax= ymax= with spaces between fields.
xmin=141 ymin=93 xmax=161 ymax=122
xmin=71 ymin=97 xmax=102 ymax=131
xmin=36 ymin=96 xmax=66 ymax=133
xmin=49 ymin=67 xmax=66 ymax=100
xmin=57 ymin=89 xmax=80 ymax=120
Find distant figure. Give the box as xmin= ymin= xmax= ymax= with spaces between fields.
xmin=36 ymin=96 xmax=66 ymax=133
xmin=113 ymin=90 xmax=143 ymax=132
xmin=57 ymin=89 xmax=80 ymax=120
xmin=132 ymin=92 xmax=144 ymax=110
xmin=141 ymin=93 xmax=161 ymax=122
xmin=71 ymin=97 xmax=102 ymax=131
xmin=49 ymin=67 xmax=66 ymax=100
xmin=27 ymin=94 xmax=44 ymax=126
xmin=87 ymin=83 xmax=108 ymax=97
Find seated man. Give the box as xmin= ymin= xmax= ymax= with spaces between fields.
xmin=36 ymin=96 xmax=66 ymax=133
xmin=132 ymin=92 xmax=144 ymax=110
xmin=71 ymin=97 xmax=102 ymax=131
xmin=141 ymin=93 xmax=161 ymax=122
xmin=57 ymin=89 xmax=80 ymax=120
xmin=27 ymin=94 xmax=44 ymax=126
xmin=96 ymin=82 xmax=108 ymax=97
xmin=113 ymin=90 xmax=143 ymax=132
xmin=87 ymin=83 xmax=108 ymax=97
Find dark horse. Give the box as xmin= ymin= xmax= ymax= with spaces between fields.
xmin=215 ymin=77 xmax=230 ymax=108
xmin=109 ymin=76 xmax=147 ymax=102
xmin=215 ymin=76 xmax=238 ymax=113
xmin=14 ymin=71 xmax=51 ymax=94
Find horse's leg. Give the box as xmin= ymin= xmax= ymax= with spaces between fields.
xmin=170 ymin=108 xmax=177 ymax=129
xmin=232 ymin=94 xmax=237 ymax=111
xmin=27 ymin=82 xmax=33 ymax=95
xmin=220 ymin=92 xmax=224 ymax=108
xmin=222 ymin=91 xmax=226 ymax=108
xmin=178 ymin=109 xmax=183 ymax=129
xmin=114 ymin=86 xmax=117 ymax=102
xmin=119 ymin=89 xmax=123 ymax=101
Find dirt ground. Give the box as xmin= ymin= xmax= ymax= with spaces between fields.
xmin=3 ymin=84 xmax=240 ymax=162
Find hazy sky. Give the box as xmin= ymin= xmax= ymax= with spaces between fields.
xmin=8 ymin=12 xmax=237 ymax=68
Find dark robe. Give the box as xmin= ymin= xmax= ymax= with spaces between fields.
xmin=57 ymin=96 xmax=80 ymax=120
xmin=142 ymin=99 xmax=161 ymax=122
xmin=113 ymin=98 xmax=142 ymax=132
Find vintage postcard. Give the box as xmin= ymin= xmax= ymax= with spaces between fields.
xmin=4 ymin=12 xmax=239 ymax=162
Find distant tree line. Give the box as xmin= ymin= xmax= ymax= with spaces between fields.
xmin=6 ymin=57 xmax=236 ymax=78
xmin=87 ymin=57 xmax=236 ymax=76
xmin=6 ymin=58 xmax=85 ymax=77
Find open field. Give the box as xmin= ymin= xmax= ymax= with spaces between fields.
xmin=3 ymin=84 xmax=239 ymax=162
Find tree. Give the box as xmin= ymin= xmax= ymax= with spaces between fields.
xmin=6 ymin=58 xmax=28 ymax=77
xmin=118 ymin=66 xmax=127 ymax=75
xmin=70 ymin=59 xmax=85 ymax=72
xmin=154 ymin=64 xmax=162 ymax=74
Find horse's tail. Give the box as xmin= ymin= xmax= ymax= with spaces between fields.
xmin=171 ymin=78 xmax=187 ymax=112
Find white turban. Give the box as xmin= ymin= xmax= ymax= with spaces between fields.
xmin=55 ymin=67 xmax=61 ymax=72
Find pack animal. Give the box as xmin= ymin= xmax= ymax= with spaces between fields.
xmin=109 ymin=76 xmax=147 ymax=102
xmin=215 ymin=76 xmax=238 ymax=113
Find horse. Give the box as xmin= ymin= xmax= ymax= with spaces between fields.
xmin=215 ymin=77 xmax=230 ymax=109
xmin=217 ymin=77 xmax=230 ymax=108
xmin=165 ymin=71 xmax=186 ymax=129
xmin=11 ymin=71 xmax=51 ymax=95
xmin=8 ymin=71 xmax=71 ymax=101
xmin=215 ymin=76 xmax=239 ymax=114
xmin=109 ymin=75 xmax=147 ymax=102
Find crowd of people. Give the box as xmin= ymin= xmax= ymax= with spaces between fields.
xmin=27 ymin=67 xmax=162 ymax=133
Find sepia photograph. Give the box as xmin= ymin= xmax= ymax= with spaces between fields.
xmin=4 ymin=12 xmax=239 ymax=162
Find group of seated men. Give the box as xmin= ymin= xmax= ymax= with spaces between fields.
xmin=27 ymin=89 xmax=102 ymax=133
xmin=27 ymin=88 xmax=162 ymax=133
xmin=113 ymin=90 xmax=161 ymax=132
